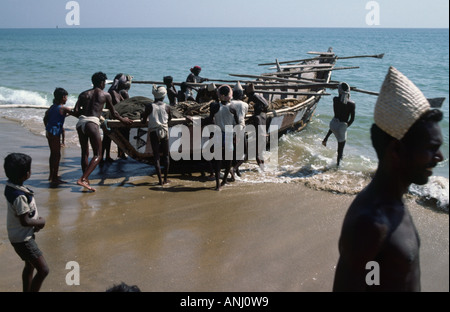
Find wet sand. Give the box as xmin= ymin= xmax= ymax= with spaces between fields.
xmin=0 ymin=117 xmax=448 ymax=292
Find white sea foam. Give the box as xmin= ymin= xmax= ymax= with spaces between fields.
xmin=409 ymin=176 xmax=449 ymax=213
xmin=0 ymin=86 xmax=49 ymax=106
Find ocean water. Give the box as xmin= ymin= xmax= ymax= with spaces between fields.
xmin=0 ymin=28 xmax=448 ymax=211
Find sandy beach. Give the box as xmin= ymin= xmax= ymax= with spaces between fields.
xmin=0 ymin=117 xmax=448 ymax=293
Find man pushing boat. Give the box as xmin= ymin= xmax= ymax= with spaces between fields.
xmin=72 ymin=72 xmax=133 ymax=192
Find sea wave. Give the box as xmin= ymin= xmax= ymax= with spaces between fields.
xmin=0 ymin=86 xmax=49 ymax=106
xmin=410 ymin=177 xmax=449 ymax=213
xmin=0 ymin=86 xmax=78 ymax=108
xmin=237 ymin=150 xmax=449 ymax=213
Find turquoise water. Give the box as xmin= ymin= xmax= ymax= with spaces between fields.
xmin=0 ymin=28 xmax=448 ymax=209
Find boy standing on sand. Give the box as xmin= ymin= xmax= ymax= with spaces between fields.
xmin=3 ymin=153 xmax=49 ymax=292
xmin=43 ymin=87 xmax=75 ymax=187
xmin=73 ymin=72 xmax=133 ymax=192
xmin=333 ymin=67 xmax=444 ymax=291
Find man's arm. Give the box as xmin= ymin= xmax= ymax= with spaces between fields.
xmin=104 ymin=92 xmax=132 ymax=125
xmin=72 ymin=93 xmax=85 ymax=118
xmin=165 ymin=105 xmax=172 ymax=123
xmin=140 ymin=103 xmax=152 ymax=124
xmin=333 ymin=215 xmax=388 ymax=292
xmin=347 ymin=102 xmax=356 ymax=127
xmin=201 ymin=101 xmax=219 ymax=125
xmin=230 ymin=106 xmax=239 ymax=125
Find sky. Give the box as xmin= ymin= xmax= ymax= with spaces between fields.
xmin=0 ymin=0 xmax=448 ymax=28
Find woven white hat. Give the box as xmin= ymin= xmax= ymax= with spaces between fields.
xmin=207 ymin=83 xmax=216 ymax=92
xmin=374 ymin=66 xmax=430 ymax=140
xmin=233 ymin=81 xmax=244 ymax=91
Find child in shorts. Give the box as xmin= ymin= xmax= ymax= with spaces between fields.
xmin=43 ymin=87 xmax=74 ymax=187
xmin=3 ymin=153 xmax=49 ymax=292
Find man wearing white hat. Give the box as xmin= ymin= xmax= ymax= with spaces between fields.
xmin=322 ymin=82 xmax=355 ymax=167
xmin=333 ymin=67 xmax=444 ymax=292
xmin=141 ymin=85 xmax=171 ymax=186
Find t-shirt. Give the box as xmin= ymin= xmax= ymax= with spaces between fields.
xmin=214 ymin=103 xmax=237 ymax=133
xmin=4 ymin=182 xmax=39 ymax=243
xmin=147 ymin=101 xmax=170 ymax=137
xmin=230 ymin=100 xmax=249 ymax=129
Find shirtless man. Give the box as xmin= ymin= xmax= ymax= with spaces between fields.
xmin=322 ymin=82 xmax=355 ymax=167
xmin=333 ymin=67 xmax=444 ymax=292
xmin=186 ymin=66 xmax=208 ymax=101
xmin=73 ymin=72 xmax=132 ymax=192
xmin=102 ymin=73 xmax=131 ymax=162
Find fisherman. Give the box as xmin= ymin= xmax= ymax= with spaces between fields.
xmin=73 ymin=72 xmax=133 ymax=192
xmin=141 ymin=85 xmax=171 ymax=186
xmin=333 ymin=67 xmax=444 ymax=292
xmin=119 ymin=74 xmax=133 ymax=100
xmin=186 ymin=66 xmax=208 ymax=101
xmin=322 ymin=82 xmax=355 ymax=167
xmin=163 ymin=76 xmax=178 ymax=106
xmin=245 ymin=83 xmax=269 ymax=170
xmin=203 ymin=85 xmax=239 ymax=191
xmin=177 ymin=82 xmax=195 ymax=103
xmin=102 ymin=73 xmax=132 ymax=162
xmin=230 ymin=82 xmax=249 ymax=179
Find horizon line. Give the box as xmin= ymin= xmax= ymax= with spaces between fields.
xmin=1 ymin=26 xmax=449 ymax=30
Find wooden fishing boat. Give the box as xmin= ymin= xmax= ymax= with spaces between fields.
xmin=100 ymin=48 xmax=377 ymax=169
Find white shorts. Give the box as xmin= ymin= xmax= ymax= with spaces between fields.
xmin=329 ymin=118 xmax=348 ymax=143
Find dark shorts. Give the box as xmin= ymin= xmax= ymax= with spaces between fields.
xmin=11 ymin=237 xmax=43 ymax=262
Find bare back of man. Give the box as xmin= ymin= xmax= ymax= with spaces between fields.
xmin=334 ymin=99 xmax=355 ymax=124
xmin=322 ymin=96 xmax=356 ymax=166
xmin=74 ymin=73 xmax=132 ymax=192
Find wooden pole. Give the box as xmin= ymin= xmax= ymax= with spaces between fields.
xmin=268 ymin=64 xmax=334 ymax=70
xmin=263 ymin=66 xmax=359 ymax=77
xmin=350 ymin=88 xmax=379 ymax=96
xmin=0 ymin=104 xmax=49 ymax=109
xmin=258 ymin=53 xmax=384 ymax=66
xmin=338 ymin=53 xmax=385 ymax=60
xmin=253 ymin=83 xmax=338 ymax=90
xmin=229 ymin=74 xmax=317 ymax=84
xmin=257 ymin=90 xmax=330 ymax=96
xmin=308 ymin=51 xmax=335 ymax=56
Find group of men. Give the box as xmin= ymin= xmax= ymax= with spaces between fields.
xmin=70 ymin=67 xmax=271 ymax=192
